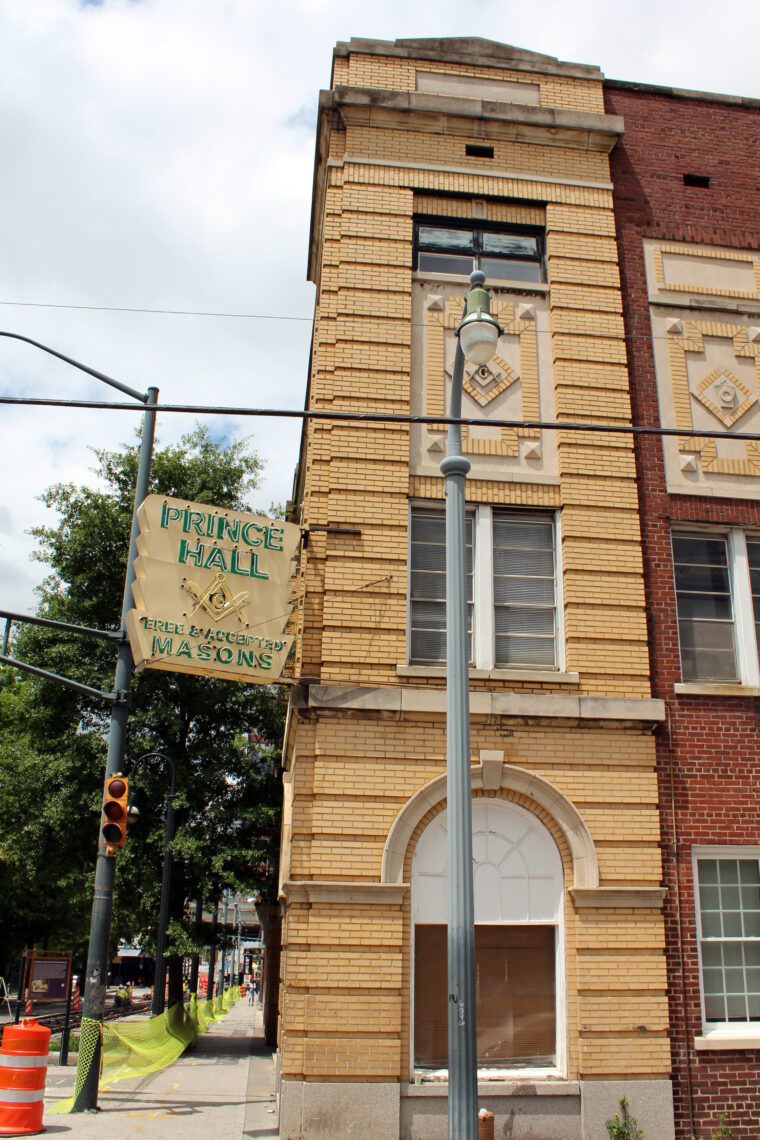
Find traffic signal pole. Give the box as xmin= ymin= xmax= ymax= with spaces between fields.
xmin=71 ymin=388 xmax=157 ymax=1113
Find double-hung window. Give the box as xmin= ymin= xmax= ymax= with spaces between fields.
xmin=414 ymin=218 xmax=545 ymax=283
xmin=694 ymin=849 xmax=760 ymax=1036
xmin=409 ymin=505 xmax=559 ymax=670
xmin=673 ymin=530 xmax=760 ymax=685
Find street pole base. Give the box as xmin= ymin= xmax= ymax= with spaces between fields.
xmin=69 ymin=1019 xmax=102 ymax=1114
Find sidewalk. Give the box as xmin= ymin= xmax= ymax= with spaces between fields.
xmin=40 ymin=998 xmax=278 ymax=1139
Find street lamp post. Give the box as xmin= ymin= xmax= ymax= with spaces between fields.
xmin=127 ymin=752 xmax=177 ymax=1016
xmin=232 ymin=896 xmax=240 ymax=985
xmin=442 ymin=272 xmax=502 ymax=1140
xmin=0 ymin=332 xmax=157 ymax=1115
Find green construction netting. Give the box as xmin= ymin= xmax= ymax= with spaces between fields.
xmin=49 ymin=987 xmax=240 ymax=1114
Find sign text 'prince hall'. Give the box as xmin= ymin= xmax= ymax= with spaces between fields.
xmin=126 ymin=495 xmax=301 ymax=684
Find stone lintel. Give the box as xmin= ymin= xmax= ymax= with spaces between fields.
xmin=570 ymin=887 xmax=667 ymax=908
xmin=307 ymin=683 xmax=666 ymax=723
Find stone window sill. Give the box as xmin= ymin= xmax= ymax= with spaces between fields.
xmin=404 ymin=1075 xmax=573 ymax=1095
xmin=397 ymin=665 xmax=580 ymax=685
xmin=695 ymin=1034 xmax=760 ymax=1051
xmin=674 ymin=683 xmax=760 ymax=698
xmin=412 ymin=269 xmax=549 ymax=295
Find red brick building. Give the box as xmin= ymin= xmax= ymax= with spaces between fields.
xmin=606 ymin=80 xmax=760 ymax=1140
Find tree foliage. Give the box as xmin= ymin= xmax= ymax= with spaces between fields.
xmin=0 ymin=426 xmax=285 ymax=976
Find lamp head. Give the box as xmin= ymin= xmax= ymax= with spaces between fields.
xmin=456 ymin=270 xmax=502 ymax=366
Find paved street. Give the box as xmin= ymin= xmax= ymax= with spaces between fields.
xmin=40 ymin=998 xmax=278 ymax=1139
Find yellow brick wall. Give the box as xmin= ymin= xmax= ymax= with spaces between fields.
xmin=342 ymin=50 xmax=606 ymax=115
xmin=280 ymin=41 xmax=667 ymax=1091
xmin=300 ymin=134 xmax=647 ymax=696
xmin=279 ymin=718 xmax=668 ymax=1082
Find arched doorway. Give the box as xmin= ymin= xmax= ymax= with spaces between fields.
xmin=411 ymin=797 xmax=564 ymax=1073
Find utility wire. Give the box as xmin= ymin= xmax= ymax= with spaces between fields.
xmin=0 ymin=297 xmax=754 ymax=343
xmin=2 ymin=393 xmax=760 ymax=442
xmin=0 ymin=299 xmax=313 ymax=321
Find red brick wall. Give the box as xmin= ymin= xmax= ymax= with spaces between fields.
xmin=605 ymin=82 xmax=760 ymax=1140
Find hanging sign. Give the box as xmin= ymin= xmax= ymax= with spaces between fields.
xmin=125 ymin=495 xmax=300 ymax=684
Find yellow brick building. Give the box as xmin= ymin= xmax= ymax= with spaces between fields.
xmin=278 ymin=37 xmax=674 ymax=1139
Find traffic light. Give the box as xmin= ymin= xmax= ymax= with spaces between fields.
xmin=101 ymin=775 xmax=129 ymax=855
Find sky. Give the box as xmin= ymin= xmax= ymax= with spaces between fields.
xmin=1 ymin=0 xmax=759 ymax=615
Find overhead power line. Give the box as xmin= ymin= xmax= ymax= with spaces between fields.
xmin=0 ymin=299 xmax=314 ymax=321
xmin=2 ymin=393 xmax=760 ymax=443
xmin=0 ymin=297 xmax=752 ymax=344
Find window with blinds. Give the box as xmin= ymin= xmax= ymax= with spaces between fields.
xmin=673 ymin=533 xmax=737 ymax=682
xmin=409 ymin=509 xmax=473 ymax=663
xmin=672 ymin=529 xmax=760 ymax=686
xmin=493 ymin=513 xmax=556 ymax=667
xmin=409 ymin=506 xmax=558 ymax=669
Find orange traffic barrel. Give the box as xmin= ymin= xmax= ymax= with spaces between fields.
xmin=0 ymin=1018 xmax=51 ymax=1136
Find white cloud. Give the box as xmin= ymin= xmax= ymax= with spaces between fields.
xmin=0 ymin=0 xmax=757 ymax=613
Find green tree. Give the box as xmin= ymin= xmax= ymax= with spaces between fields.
xmin=0 ymin=426 xmax=286 ymax=992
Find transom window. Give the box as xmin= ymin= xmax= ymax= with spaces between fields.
xmin=695 ymin=851 xmax=760 ymax=1033
xmin=409 ymin=506 xmax=559 ymax=670
xmin=414 ymin=218 xmax=544 ymax=283
xmin=673 ymin=530 xmax=760 ymax=685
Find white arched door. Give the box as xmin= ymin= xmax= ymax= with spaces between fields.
xmin=412 ymin=798 xmax=563 ymax=1072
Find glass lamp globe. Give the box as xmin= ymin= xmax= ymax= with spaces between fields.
xmin=458 ymin=313 xmax=500 ymax=366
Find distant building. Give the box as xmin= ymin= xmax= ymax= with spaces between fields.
xmin=278 ymin=37 xmax=675 ymax=1140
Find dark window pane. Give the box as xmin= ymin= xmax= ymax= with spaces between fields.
xmin=494 ymin=545 xmax=555 ymax=576
xmin=482 ymin=232 xmax=539 ymax=257
xmin=496 ymin=636 xmax=557 ymax=668
xmin=410 ymin=628 xmax=446 ymax=662
xmin=493 ymin=520 xmax=553 ymax=549
xmin=418 ymin=252 xmax=474 ymax=275
xmin=494 ymin=577 xmax=555 ymax=606
xmin=677 ymin=593 xmax=733 ymax=621
xmin=673 ymin=535 xmax=730 ymax=565
xmin=418 ymin=226 xmax=475 ymax=252
xmin=411 ymin=513 xmax=446 ymax=543
xmin=480 ymin=257 xmax=542 ymax=282
xmin=674 ymin=564 xmax=731 ymax=593
xmin=495 ymin=607 xmax=555 ymax=637
xmin=680 ymin=647 xmax=737 ymax=682
xmin=409 ymin=601 xmax=447 ymax=628
xmin=700 ymin=861 xmax=719 ymax=885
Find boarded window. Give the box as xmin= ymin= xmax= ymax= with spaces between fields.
xmin=414 ymin=925 xmax=556 ymax=1067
